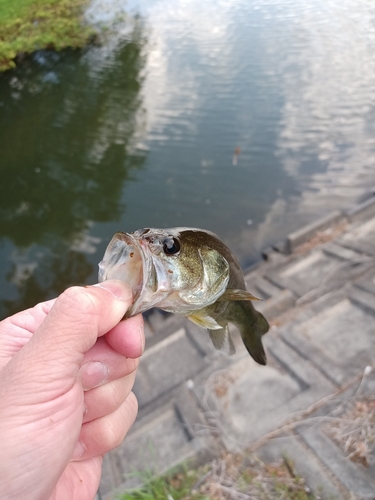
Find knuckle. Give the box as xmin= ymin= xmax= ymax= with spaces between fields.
xmin=108 ymin=381 xmax=124 ymax=408
xmin=107 ymin=393 xmax=138 ymax=449
xmin=127 ymin=391 xmax=139 ymax=416
xmin=125 ymin=357 xmax=140 ymax=375
xmin=105 ymin=422 xmax=123 ymax=450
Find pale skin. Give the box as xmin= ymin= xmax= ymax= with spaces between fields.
xmin=0 ymin=280 xmax=145 ymax=500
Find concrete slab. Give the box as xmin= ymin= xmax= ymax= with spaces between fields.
xmin=346 ymin=196 xmax=375 ymax=222
xmin=298 ymin=424 xmax=375 ymax=499
xmin=353 ymin=269 xmax=375 ymax=297
xmin=133 ymin=327 xmax=209 ymax=410
xmin=266 ymin=250 xmax=345 ymax=298
xmin=244 ymin=257 xmax=298 ymax=319
xmin=286 ymin=211 xmax=344 ymax=254
xmin=244 ymin=273 xmax=284 ymax=299
xmin=193 ymin=337 xmax=335 ymax=449
xmin=280 ymin=288 xmax=375 ymax=386
xmin=99 ymin=392 xmax=218 ymax=497
xmin=337 ymin=216 xmax=375 ymax=256
xmin=256 ymin=434 xmax=343 ymax=499
xmin=257 ymin=289 xmax=296 ymax=321
xmin=323 ymin=241 xmax=364 ymax=262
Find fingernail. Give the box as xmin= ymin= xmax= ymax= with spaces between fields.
xmin=71 ymin=440 xmax=86 ymax=461
xmin=79 ymin=361 xmax=109 ymax=391
xmin=94 ymin=280 xmax=133 ymax=301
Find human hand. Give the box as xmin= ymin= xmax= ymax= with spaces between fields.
xmin=0 ymin=281 xmax=144 ymax=500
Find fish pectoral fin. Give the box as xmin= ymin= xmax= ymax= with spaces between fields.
xmin=218 ymin=288 xmax=261 ymax=301
xmin=208 ymin=326 xmax=236 ymax=355
xmin=187 ymin=312 xmax=222 ymax=330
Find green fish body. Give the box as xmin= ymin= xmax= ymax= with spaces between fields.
xmin=98 ymin=227 xmax=269 ymax=364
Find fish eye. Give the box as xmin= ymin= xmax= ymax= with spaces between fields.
xmin=163 ymin=237 xmax=181 ymax=255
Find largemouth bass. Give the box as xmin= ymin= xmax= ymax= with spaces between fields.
xmin=98 ymin=227 xmax=269 ymax=364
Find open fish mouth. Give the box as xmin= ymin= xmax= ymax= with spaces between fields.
xmin=98 ymin=232 xmax=151 ymax=316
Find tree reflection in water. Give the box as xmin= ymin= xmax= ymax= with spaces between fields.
xmin=0 ymin=20 xmax=148 ymax=318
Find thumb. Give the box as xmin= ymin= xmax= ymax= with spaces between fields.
xmin=2 ymin=280 xmax=133 ymax=404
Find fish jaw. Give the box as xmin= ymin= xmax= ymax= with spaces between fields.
xmin=98 ymin=232 xmax=144 ymax=309
xmin=98 ymin=231 xmax=179 ymax=316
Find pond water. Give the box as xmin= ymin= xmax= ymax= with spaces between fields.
xmin=1 ymin=0 xmax=375 ymax=318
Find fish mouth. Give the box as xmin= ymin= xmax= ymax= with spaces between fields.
xmin=98 ymin=232 xmax=151 ymax=316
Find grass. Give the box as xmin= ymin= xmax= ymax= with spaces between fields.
xmin=325 ymin=394 xmax=375 ymax=468
xmin=118 ymin=469 xmax=209 ymax=500
xmin=0 ymin=0 xmax=95 ymax=71
xmin=118 ymin=454 xmax=317 ymax=500
xmin=0 ymin=0 xmax=36 ymax=23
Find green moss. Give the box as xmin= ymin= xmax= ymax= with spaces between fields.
xmin=0 ymin=0 xmax=95 ymax=71
xmin=118 ymin=469 xmax=209 ymax=500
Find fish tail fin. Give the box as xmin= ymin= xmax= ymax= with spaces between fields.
xmin=228 ymin=300 xmax=269 ymax=365
xmin=237 ymin=305 xmax=269 ymax=365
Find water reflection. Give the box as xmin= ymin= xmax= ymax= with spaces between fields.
xmin=1 ymin=0 xmax=375 ymax=317
xmin=3 ymin=244 xmax=94 ymax=317
xmin=224 ymin=0 xmax=375 ymax=258
xmin=0 ymin=22 xmax=147 ymax=318
xmin=110 ymin=0 xmax=296 ymax=252
xmin=266 ymin=0 xmax=375 ymax=238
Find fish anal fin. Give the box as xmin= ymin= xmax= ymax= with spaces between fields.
xmin=208 ymin=326 xmax=236 ymax=355
xmin=219 ymin=288 xmax=261 ymax=302
xmin=208 ymin=328 xmax=226 ymax=350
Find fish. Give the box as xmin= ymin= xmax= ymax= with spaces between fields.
xmin=98 ymin=227 xmax=269 ymax=364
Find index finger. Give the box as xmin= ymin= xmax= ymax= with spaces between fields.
xmin=105 ymin=314 xmax=145 ymax=359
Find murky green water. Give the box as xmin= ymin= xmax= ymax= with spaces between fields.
xmin=1 ymin=0 xmax=375 ymax=318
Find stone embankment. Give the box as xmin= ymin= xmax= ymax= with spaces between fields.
xmin=99 ymin=191 xmax=375 ymax=500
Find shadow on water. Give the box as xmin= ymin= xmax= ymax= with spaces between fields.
xmin=0 ymin=20 xmax=148 ymax=318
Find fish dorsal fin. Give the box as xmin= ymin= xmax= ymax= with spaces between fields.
xmin=218 ymin=288 xmax=261 ymax=302
xmin=208 ymin=327 xmax=236 ymax=355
